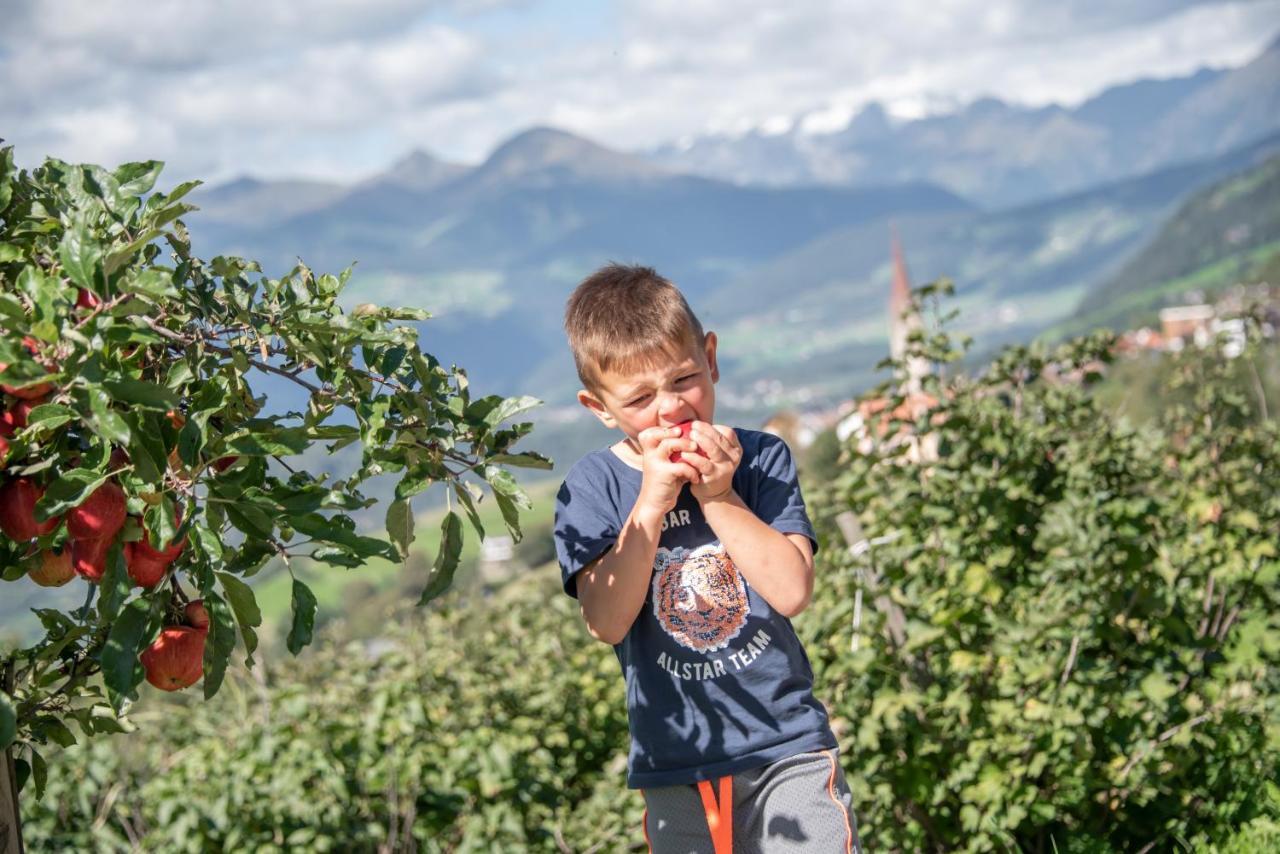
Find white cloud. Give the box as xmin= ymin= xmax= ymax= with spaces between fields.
xmin=0 ymin=0 xmax=1275 ymax=182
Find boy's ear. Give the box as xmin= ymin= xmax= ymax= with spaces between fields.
xmin=704 ymin=331 xmax=720 ymax=383
xmin=577 ymin=388 xmax=618 ymax=429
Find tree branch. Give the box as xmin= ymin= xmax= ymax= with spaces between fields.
xmin=143 ymin=316 xmax=323 ymax=395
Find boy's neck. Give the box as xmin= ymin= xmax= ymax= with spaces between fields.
xmin=610 ymin=438 xmax=645 ymax=471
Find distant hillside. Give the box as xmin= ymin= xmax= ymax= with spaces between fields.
xmin=1062 ymin=153 xmax=1280 ymax=335
xmin=649 ymin=37 xmax=1280 ymax=208
xmin=190 ymin=126 xmax=970 ymax=397
xmin=692 ymin=134 xmax=1280 ymax=402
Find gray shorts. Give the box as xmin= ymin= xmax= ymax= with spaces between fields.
xmin=641 ymin=749 xmax=862 ymax=854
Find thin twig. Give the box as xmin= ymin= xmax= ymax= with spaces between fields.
xmin=1059 ymin=635 xmax=1080 ymax=688
xmin=1119 ymin=711 xmax=1215 ymax=779
xmin=144 ymin=317 xmax=323 ymax=394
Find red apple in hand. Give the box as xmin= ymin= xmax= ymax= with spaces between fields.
xmin=669 ymin=420 xmax=700 ymax=464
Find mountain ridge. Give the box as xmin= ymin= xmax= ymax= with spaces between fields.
xmin=647 ymin=36 xmax=1280 ymax=208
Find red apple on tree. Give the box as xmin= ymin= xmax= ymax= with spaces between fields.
xmin=140 ymin=600 xmax=210 ymax=691
xmin=0 ymin=397 xmax=42 ymax=438
xmin=0 ymin=477 xmax=60 ymax=541
xmin=0 ymin=337 xmax=55 ymax=400
xmin=67 ymin=481 xmax=127 ymax=541
xmin=75 ymin=288 xmax=102 ymax=310
xmin=184 ymin=599 xmax=210 ymax=631
xmin=70 ymin=536 xmax=112 ymax=582
xmin=125 ymin=511 xmax=186 ymax=588
xmin=29 ymin=548 xmax=75 ymax=587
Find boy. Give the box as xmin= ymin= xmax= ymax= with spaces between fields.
xmin=553 ymin=264 xmax=861 ymax=853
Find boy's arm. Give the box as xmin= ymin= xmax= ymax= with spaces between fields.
xmin=689 ymin=424 xmax=816 ymax=618
xmin=576 ymin=424 xmax=700 ymax=645
xmin=576 ymin=502 xmax=666 ymax=645
xmin=700 ymin=493 xmax=815 ymax=617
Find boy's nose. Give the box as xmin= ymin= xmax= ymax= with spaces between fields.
xmin=657 ymin=393 xmax=685 ymax=422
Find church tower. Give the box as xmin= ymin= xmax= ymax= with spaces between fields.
xmin=888 ymin=228 xmax=929 ymax=393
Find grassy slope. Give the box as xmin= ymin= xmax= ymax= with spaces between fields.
xmin=1056 ymin=153 xmax=1280 ymax=338
xmin=1045 ymin=240 xmax=1280 ymax=340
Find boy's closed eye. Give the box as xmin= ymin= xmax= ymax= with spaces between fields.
xmin=625 ymin=375 xmax=698 ymax=407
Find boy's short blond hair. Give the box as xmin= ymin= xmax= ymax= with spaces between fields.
xmin=565 ymin=263 xmax=706 ymax=392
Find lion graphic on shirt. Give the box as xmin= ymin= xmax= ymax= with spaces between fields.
xmin=652 ymin=542 xmax=749 ymax=652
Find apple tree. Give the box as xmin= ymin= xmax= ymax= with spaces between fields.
xmin=0 ymin=147 xmax=548 ymax=847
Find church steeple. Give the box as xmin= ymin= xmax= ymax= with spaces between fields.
xmin=887 ymin=226 xmax=928 ymax=393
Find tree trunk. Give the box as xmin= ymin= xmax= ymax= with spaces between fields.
xmin=0 ymin=663 xmax=22 ymax=854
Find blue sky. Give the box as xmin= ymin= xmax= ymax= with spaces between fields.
xmin=2 ymin=0 xmax=1277 ymax=183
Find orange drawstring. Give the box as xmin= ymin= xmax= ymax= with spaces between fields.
xmin=697 ymin=775 xmax=733 ymax=854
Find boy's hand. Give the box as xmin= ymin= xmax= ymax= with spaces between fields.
xmin=635 ymin=424 xmax=700 ymax=519
xmin=687 ymin=423 xmax=742 ymax=503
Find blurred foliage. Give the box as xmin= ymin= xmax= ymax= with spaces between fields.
xmin=802 ymin=282 xmax=1280 ymax=851
xmin=21 ymin=571 xmax=642 ymax=852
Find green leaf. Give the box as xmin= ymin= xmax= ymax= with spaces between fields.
xmin=23 ymin=402 xmax=78 ymax=431
xmin=178 ymin=416 xmax=204 ymax=467
xmin=225 ymin=503 xmax=275 ymax=540
xmin=227 ymin=428 xmax=309 ymax=456
xmin=58 ymin=218 xmax=103 ymax=290
xmin=0 ymin=693 xmax=14 ymax=750
xmin=30 ymin=748 xmax=47 ymax=799
xmin=216 ymin=571 xmax=262 ymax=667
xmin=289 ymin=513 xmax=395 ymax=560
xmin=143 ymin=495 xmax=179 ymax=550
xmin=114 ymin=160 xmax=163 ymax=197
xmin=89 ymin=388 xmax=131 ymax=445
xmin=36 ymin=468 xmax=113 ymax=522
xmin=1140 ymin=672 xmax=1176 ymax=705
xmin=0 ymin=146 xmax=13 ymax=214
xmin=286 ymin=579 xmax=319 ymax=656
xmin=102 ymin=379 xmax=179 ymax=410
xmin=394 ymin=466 xmax=442 ymax=501
xmin=122 ymin=267 xmax=180 ymax=299
xmin=216 ymin=572 xmax=262 ymax=630
xmin=101 ymin=599 xmax=152 ymax=703
xmin=194 ymin=524 xmax=225 ymax=563
xmin=385 ymin=307 xmax=431 ymax=321
xmin=489 ymin=452 xmax=554 ymax=470
xmin=485 ymin=465 xmax=531 ymax=508
xmin=493 ymin=490 xmax=524 ymax=543
xmin=159 ymin=179 xmax=201 ymax=206
xmin=41 ymin=718 xmax=77 ymax=748
xmin=386 ymin=499 xmax=414 ymax=561
xmin=453 ymin=481 xmax=485 ymax=540
xmin=202 ymin=593 xmax=238 ymax=699
xmin=96 ymin=543 xmax=132 ymax=623
xmin=420 ymin=511 xmax=463 ymax=605
xmin=125 ymin=411 xmax=166 ymax=484
xmin=485 ymin=395 xmax=541 ymax=428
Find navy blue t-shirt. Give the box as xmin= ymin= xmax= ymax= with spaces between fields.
xmin=553 ymin=428 xmax=837 ymax=789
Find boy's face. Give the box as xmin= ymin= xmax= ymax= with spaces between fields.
xmin=577 ymin=333 xmax=720 ymax=443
